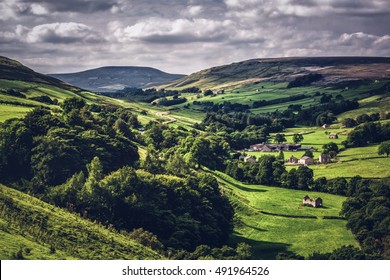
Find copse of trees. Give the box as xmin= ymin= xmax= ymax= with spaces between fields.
xmin=341 ymin=181 xmax=390 ymax=258
xmin=46 ymin=159 xmax=234 ymax=251
xmin=0 ymin=99 xmax=140 ymax=191
xmin=344 ymin=121 xmax=390 ymax=148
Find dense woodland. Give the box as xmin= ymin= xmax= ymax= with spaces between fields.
xmin=0 ymin=92 xmax=389 ymax=259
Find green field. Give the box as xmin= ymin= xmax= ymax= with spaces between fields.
xmin=308 ymin=145 xmax=390 ymax=179
xmin=0 ymin=184 xmax=162 ymax=260
xmin=210 ymin=171 xmax=358 ymax=259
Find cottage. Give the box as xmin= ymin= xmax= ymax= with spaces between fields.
xmin=243 ymin=155 xmax=256 ymax=163
xmin=318 ymin=154 xmax=331 ymax=164
xmin=302 ymin=195 xmax=323 ymax=208
xmin=239 ymin=155 xmax=246 ymax=161
xmin=299 ymin=156 xmax=314 ymax=165
xmin=287 ymin=155 xmax=299 ymax=164
xmin=249 ymin=143 xmax=264 ymax=151
xmin=322 ymin=124 xmax=329 ymax=129
xmin=262 ymin=144 xmax=277 ymax=152
xmin=329 ymin=133 xmax=338 ymax=139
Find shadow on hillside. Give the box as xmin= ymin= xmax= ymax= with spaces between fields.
xmin=230 ymin=235 xmax=292 ymax=260
xmin=241 ymin=222 xmax=268 ymax=232
xmin=211 ymin=172 xmax=268 ymax=193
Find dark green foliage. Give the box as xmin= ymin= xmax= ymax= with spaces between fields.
xmin=322 ymin=142 xmax=339 ymax=154
xmin=287 ymin=73 xmax=322 ymax=88
xmin=341 ymin=182 xmax=390 ymax=258
xmin=60 ymin=97 xmax=86 ymax=113
xmin=203 ymin=89 xmax=213 ymax=96
xmin=274 ymin=133 xmax=286 ymax=144
xmin=29 ymin=95 xmax=56 ymax=105
xmin=0 ymin=119 xmax=33 ymax=181
xmin=45 ymin=162 xmax=234 ymax=251
xmin=309 ymin=245 xmax=365 ymax=260
xmin=158 ymin=97 xmax=187 ymax=106
xmin=181 ymin=87 xmax=201 ymax=93
xmin=345 ymin=122 xmax=390 ymax=147
xmin=292 ymin=133 xmax=303 ymax=144
xmin=378 ymin=141 xmax=390 ymax=157
xmin=342 ymin=118 xmax=358 ymax=128
xmin=174 ymin=243 xmax=252 ymax=260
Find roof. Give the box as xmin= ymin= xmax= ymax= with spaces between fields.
xmin=300 ymin=156 xmax=312 ymax=160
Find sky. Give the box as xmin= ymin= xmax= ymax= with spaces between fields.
xmin=1 ymin=0 xmax=390 ymax=74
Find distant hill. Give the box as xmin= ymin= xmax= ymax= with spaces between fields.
xmin=165 ymin=57 xmax=390 ymax=90
xmin=50 ymin=66 xmax=186 ymax=92
xmin=0 ymin=56 xmax=128 ymax=122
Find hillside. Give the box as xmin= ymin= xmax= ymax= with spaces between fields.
xmin=50 ymin=66 xmax=186 ymax=92
xmin=166 ymin=57 xmax=390 ymax=90
xmin=0 ymin=184 xmax=162 ymax=260
xmin=0 ymin=56 xmax=78 ymax=92
xmin=209 ymin=171 xmax=358 ymax=259
xmin=0 ymin=56 xmax=149 ymax=122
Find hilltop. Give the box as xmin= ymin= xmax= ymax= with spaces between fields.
xmin=165 ymin=57 xmax=390 ymax=90
xmin=50 ymin=66 xmax=186 ymax=92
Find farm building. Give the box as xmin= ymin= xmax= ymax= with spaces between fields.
xmin=249 ymin=143 xmax=264 ymax=151
xmin=244 ymin=155 xmax=256 ymax=163
xmin=286 ymin=155 xmax=299 ymax=164
xmin=303 ymin=195 xmax=323 ymax=208
xmin=239 ymin=155 xmax=256 ymax=163
xmin=299 ymin=156 xmax=314 ymax=165
xmin=318 ymin=154 xmax=331 ymax=164
xmin=329 ymin=133 xmax=338 ymax=139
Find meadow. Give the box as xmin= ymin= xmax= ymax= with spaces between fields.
xmin=210 ymin=171 xmax=358 ymax=259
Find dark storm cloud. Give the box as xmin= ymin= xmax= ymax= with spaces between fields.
xmin=20 ymin=0 xmax=116 ymax=14
xmin=0 ymin=0 xmax=389 ymax=74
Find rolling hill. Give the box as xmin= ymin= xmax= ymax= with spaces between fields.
xmin=50 ymin=66 xmax=186 ymax=92
xmin=0 ymin=56 xmax=79 ymax=92
xmin=165 ymin=57 xmax=390 ymax=90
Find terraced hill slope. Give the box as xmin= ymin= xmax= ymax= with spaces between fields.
xmin=165 ymin=57 xmax=390 ymax=90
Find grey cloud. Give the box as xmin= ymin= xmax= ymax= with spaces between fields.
xmin=20 ymin=0 xmax=116 ymax=13
xmin=0 ymin=0 xmax=389 ymax=75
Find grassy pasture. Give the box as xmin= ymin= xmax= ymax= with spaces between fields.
xmin=307 ymin=145 xmax=390 ymax=179
xmin=0 ymin=104 xmax=32 ymax=122
xmin=210 ymin=171 xmax=358 ymax=259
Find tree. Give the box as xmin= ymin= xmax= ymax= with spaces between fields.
xmin=60 ymin=97 xmax=86 ymax=113
xmin=342 ymin=118 xmax=358 ymax=128
xmin=378 ymin=141 xmax=390 ymax=157
xmin=292 ymin=133 xmax=304 ymax=144
xmin=322 ymin=142 xmax=339 ymax=155
xmin=274 ymin=133 xmax=286 ymax=144
xmin=303 ymin=150 xmax=314 ymax=158
xmin=0 ymin=119 xmax=33 ymax=180
xmin=204 ymin=89 xmax=213 ymax=96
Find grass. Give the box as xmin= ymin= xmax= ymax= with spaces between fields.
xmin=0 ymin=104 xmax=33 ymax=122
xmin=307 ymin=145 xmax=390 ymax=179
xmin=0 ymin=184 xmax=162 ymax=260
xmin=209 ymin=171 xmax=358 ymax=259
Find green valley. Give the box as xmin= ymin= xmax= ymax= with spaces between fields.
xmin=1 ymin=56 xmax=389 ymax=260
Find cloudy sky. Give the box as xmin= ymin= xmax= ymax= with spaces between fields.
xmin=1 ymin=0 xmax=390 ymax=74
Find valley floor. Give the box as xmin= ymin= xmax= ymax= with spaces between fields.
xmin=210 ymin=171 xmax=358 ymax=259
